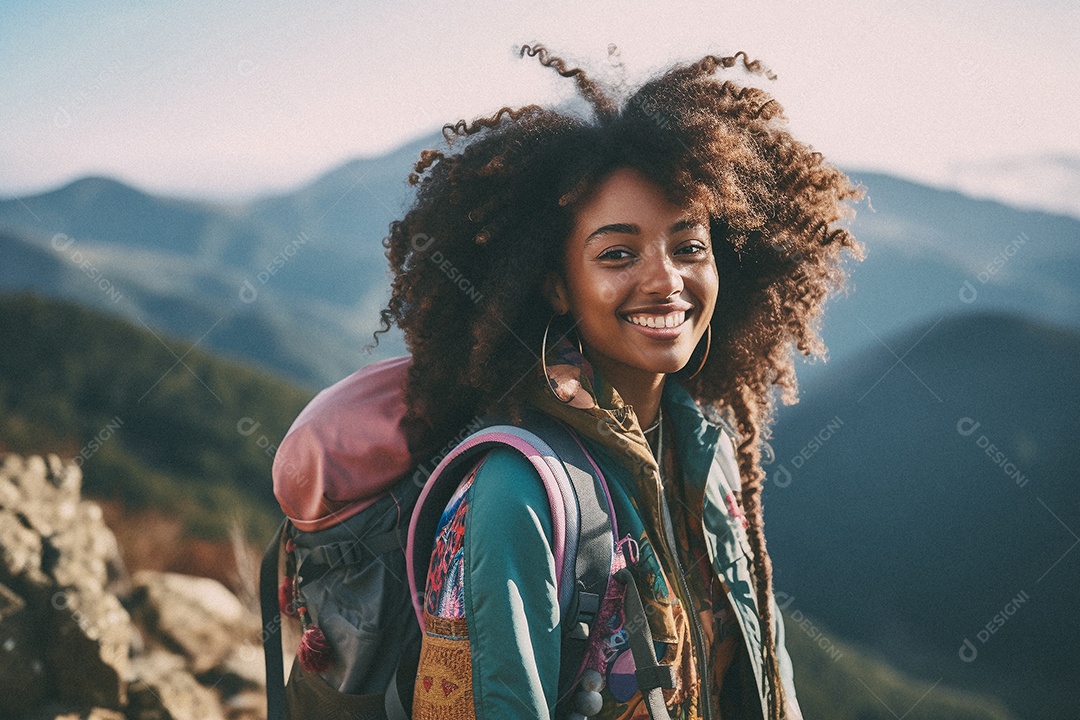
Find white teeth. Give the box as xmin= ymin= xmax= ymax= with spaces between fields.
xmin=626 ymin=310 xmax=686 ymax=329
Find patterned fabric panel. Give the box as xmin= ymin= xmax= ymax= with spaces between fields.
xmin=413 ymin=613 xmax=473 ymax=720
xmin=423 ymin=459 xmax=482 ymax=619
xmin=414 ymin=464 xmax=482 ymax=720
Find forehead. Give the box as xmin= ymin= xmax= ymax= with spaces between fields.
xmin=571 ymin=167 xmax=703 ymax=229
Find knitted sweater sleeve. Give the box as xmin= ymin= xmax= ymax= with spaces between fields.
xmin=412 ymin=447 xmax=561 ymax=720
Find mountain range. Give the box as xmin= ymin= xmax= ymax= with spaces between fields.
xmin=944 ymin=152 xmax=1080 ymax=221
xmin=0 ymin=134 xmax=435 ymax=389
xmin=764 ymin=310 xmax=1079 ymax=718
xmin=2 ymin=134 xmax=1077 ymax=393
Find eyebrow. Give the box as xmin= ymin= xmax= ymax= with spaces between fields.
xmin=584 ymin=218 xmax=704 ymax=246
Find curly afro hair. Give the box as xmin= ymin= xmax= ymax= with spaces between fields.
xmin=376 ymin=43 xmax=864 ymax=719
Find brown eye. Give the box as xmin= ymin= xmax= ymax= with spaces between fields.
xmin=598 ymin=248 xmax=633 ymax=261
xmin=675 ymin=241 xmax=709 ymax=256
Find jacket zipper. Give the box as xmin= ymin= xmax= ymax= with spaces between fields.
xmin=659 ymin=485 xmax=714 ymax=720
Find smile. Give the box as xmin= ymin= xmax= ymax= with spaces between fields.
xmin=624 ymin=310 xmax=687 ymax=329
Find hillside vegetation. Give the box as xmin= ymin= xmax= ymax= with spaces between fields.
xmin=766 ymin=310 xmax=1080 ymax=718
xmin=784 ymin=612 xmax=1015 ymax=720
xmin=0 ymin=292 xmax=314 ymax=539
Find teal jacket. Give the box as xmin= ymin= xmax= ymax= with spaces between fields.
xmin=412 ymin=371 xmax=802 ymax=720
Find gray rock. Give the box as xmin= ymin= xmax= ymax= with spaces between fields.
xmin=0 ymin=454 xmax=254 ymax=720
xmin=22 ymin=702 xmax=126 ymax=720
xmin=198 ymin=643 xmax=266 ymax=697
xmin=45 ymin=453 xmax=82 ymax=496
xmin=48 ymin=585 xmax=131 ymax=709
xmin=0 ymin=508 xmax=48 ymax=586
xmin=0 ymin=460 xmax=22 ymax=508
xmin=1 ymin=451 xmax=126 ymax=594
xmin=127 ymin=650 xmax=227 ymax=720
xmin=0 ymin=454 xmax=25 ymax=477
xmin=81 ymin=711 xmax=126 ymax=720
xmin=0 ymin=454 xmax=135 ymax=712
xmin=17 ymin=456 xmax=51 ymax=496
xmin=49 ymin=501 xmax=121 ymax=591
xmin=5 ymin=456 xmax=64 ymax=537
xmin=131 ymin=571 xmax=259 ymax=675
xmin=221 ymin=689 xmax=267 ymax=720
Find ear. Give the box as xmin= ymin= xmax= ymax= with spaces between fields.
xmin=542 ymin=272 xmax=571 ymax=315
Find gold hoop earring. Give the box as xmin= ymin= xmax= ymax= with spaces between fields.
xmin=684 ymin=324 xmax=711 ymax=380
xmin=541 ymin=313 xmax=583 ymax=401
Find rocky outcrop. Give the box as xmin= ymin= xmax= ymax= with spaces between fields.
xmin=129 ymin=571 xmax=260 ymax=675
xmin=48 ymin=584 xmax=131 ymax=709
xmin=127 ymin=651 xmax=227 ymax=720
xmin=0 ymin=454 xmax=268 ymax=720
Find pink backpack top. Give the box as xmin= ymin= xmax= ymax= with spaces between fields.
xmin=272 ymin=355 xmax=415 ymax=532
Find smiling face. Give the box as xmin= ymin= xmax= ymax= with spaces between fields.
xmin=547 ymin=166 xmax=718 ymax=395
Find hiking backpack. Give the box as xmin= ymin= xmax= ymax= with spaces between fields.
xmin=260 ymin=355 xmax=677 ymax=720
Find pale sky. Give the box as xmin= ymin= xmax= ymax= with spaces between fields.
xmin=2 ymin=0 xmax=1078 ymax=207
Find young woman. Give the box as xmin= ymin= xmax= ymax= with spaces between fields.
xmin=379 ymin=44 xmax=863 ymax=720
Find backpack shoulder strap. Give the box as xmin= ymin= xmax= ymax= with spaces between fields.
xmin=405 ymin=414 xmax=616 ymax=708
xmin=260 ymin=518 xmax=288 ymax=720
xmin=511 ymin=412 xmax=619 ymax=708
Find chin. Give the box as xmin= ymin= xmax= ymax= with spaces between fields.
xmin=641 ymin=353 xmax=694 ymax=376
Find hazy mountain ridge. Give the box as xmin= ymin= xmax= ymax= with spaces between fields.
xmin=2 ymin=136 xmax=1078 ymax=391
xmin=790 ymin=168 xmax=1079 ymax=391
xmin=765 ymin=310 xmax=1080 ymax=719
xmin=0 ymin=138 xmax=439 ymax=387
xmin=945 ymin=152 xmax=1080 ymax=222
xmin=0 ymin=293 xmax=313 ymax=540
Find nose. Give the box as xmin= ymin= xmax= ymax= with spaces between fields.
xmin=639 ymin=248 xmax=683 ymax=298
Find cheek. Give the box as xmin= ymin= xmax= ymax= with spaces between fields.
xmin=569 ymin=266 xmax=627 ymax=307
xmin=697 ymin=264 xmax=720 ymax=312
xmin=595 ymin=275 xmax=627 ymax=305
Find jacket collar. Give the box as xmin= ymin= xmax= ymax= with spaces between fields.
xmin=663 ymin=379 xmax=723 ymax=492
xmin=525 ymin=336 xmax=724 ymax=502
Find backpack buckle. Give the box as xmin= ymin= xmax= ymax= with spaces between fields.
xmin=569 ymin=591 xmax=600 ymax=639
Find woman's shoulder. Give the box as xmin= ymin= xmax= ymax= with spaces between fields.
xmin=464 ymin=445 xmax=554 ymax=534
xmin=469 ymin=444 xmax=545 ymax=491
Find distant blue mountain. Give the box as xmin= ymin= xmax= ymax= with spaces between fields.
xmin=0 ymin=135 xmax=436 ymax=387
xmin=765 ymin=310 xmax=1080 ymax=719
xmin=0 ymin=136 xmax=1077 ymax=395
xmin=796 ymin=170 xmax=1080 ymax=390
